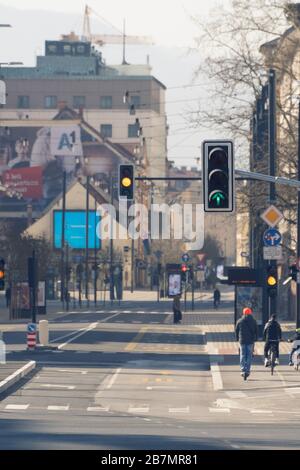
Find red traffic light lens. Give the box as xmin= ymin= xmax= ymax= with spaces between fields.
xmin=181 ymin=264 xmax=188 ymax=272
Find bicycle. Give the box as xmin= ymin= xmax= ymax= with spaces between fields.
xmin=266 ymin=340 xmax=279 ymax=375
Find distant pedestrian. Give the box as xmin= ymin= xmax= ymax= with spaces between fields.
xmin=213 ymin=288 xmax=221 ymax=309
xmin=235 ymin=307 xmax=258 ymax=380
xmin=5 ymin=286 xmax=11 ymax=308
xmin=173 ymin=295 xmax=182 ymax=324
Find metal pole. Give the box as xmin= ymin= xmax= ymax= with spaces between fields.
xmin=94 ymin=197 xmax=97 ymax=308
xmin=110 ymin=176 xmax=114 ymax=303
xmin=85 ymin=175 xmax=90 ymax=307
xmin=268 ymin=68 xmax=277 ymax=318
xmin=131 ymin=237 xmax=134 ymax=293
xmin=191 ymin=265 xmax=195 ymax=311
xmin=297 ymin=99 xmax=300 ymax=328
xmin=60 ymin=170 xmax=66 ymax=306
xmin=32 ymin=250 xmax=36 ymax=324
xmin=66 ymin=244 xmax=69 ymax=312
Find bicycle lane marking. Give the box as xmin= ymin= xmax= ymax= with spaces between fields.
xmin=124 ymin=327 xmax=149 ymax=352
xmin=54 ymin=312 xmax=122 ymax=349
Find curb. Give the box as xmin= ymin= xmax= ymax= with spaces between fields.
xmin=0 ymin=361 xmax=36 ymax=395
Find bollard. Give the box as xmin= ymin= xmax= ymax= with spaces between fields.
xmin=27 ymin=323 xmax=37 ymax=350
xmin=39 ymin=320 xmax=49 ymax=346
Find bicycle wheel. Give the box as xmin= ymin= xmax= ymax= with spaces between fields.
xmin=270 ymin=350 xmax=275 ymax=375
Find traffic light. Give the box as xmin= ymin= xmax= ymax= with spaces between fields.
xmin=202 ymin=140 xmax=234 ymax=212
xmin=181 ymin=263 xmax=188 ymax=282
xmin=289 ymin=264 xmax=299 ymax=282
xmin=0 ymin=258 xmax=5 ymax=291
xmin=118 ymin=164 xmax=134 ymax=200
xmin=266 ymin=264 xmax=278 ymax=297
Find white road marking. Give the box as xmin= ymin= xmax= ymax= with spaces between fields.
xmin=40 ymin=384 xmax=76 ymax=390
xmin=5 ymin=404 xmax=29 ymax=410
xmin=168 ymin=407 xmax=190 ymax=413
xmin=210 ymin=363 xmax=223 ymax=391
xmin=285 ymin=387 xmax=300 ymax=394
xmin=128 ymin=406 xmax=150 ymax=413
xmin=106 ymin=368 xmax=122 ymax=389
xmin=146 ymin=386 xmax=178 ymax=390
xmin=209 ymin=408 xmax=230 ymax=413
xmin=250 ymin=410 xmax=273 ymax=414
xmin=58 ymin=322 xmax=98 ymax=349
xmin=137 ymin=311 xmax=145 ymax=314
xmin=58 ymin=369 xmax=88 ymax=375
xmin=87 ymin=406 xmax=110 ymax=412
xmin=47 ymin=405 xmax=70 ymax=411
xmin=226 ymin=391 xmax=247 ymax=399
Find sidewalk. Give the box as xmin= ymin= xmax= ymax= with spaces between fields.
xmin=181 ymin=310 xmax=296 ymax=356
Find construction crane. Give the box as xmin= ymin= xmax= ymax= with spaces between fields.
xmin=82 ymin=5 xmax=154 ymax=63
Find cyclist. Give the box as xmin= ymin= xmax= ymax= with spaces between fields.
xmin=235 ymin=307 xmax=258 ymax=379
xmin=263 ymin=314 xmax=282 ymax=367
xmin=288 ymin=328 xmax=300 ymax=366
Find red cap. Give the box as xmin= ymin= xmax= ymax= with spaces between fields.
xmin=243 ymin=307 xmax=253 ymax=315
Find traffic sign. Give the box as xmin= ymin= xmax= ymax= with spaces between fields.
xmin=260 ymin=205 xmax=283 ymax=228
xmin=263 ymin=246 xmax=282 ymax=260
xmin=27 ymin=323 xmax=37 ymax=334
xmin=263 ymin=228 xmax=282 ymax=247
xmin=182 ymin=253 xmax=190 ymax=263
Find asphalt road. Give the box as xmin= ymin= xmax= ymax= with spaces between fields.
xmin=1 ymin=302 xmax=300 ymax=450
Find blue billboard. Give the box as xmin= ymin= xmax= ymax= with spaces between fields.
xmin=53 ymin=210 xmax=101 ymax=250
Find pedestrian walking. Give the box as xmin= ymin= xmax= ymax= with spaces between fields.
xmin=5 ymin=286 xmax=11 ymax=308
xmin=235 ymin=307 xmax=258 ymax=380
xmin=213 ymin=288 xmax=221 ymax=309
xmin=173 ymin=294 xmax=182 ymax=324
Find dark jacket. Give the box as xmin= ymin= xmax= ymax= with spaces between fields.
xmin=263 ymin=319 xmax=282 ymax=342
xmin=235 ymin=315 xmax=258 ymax=345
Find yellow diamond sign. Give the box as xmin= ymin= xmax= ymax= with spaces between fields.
xmin=260 ymin=205 xmax=283 ymax=228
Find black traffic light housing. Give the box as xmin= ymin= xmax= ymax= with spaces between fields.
xmin=202 ymin=140 xmax=234 ymax=212
xmin=0 ymin=258 xmax=5 ymax=291
xmin=289 ymin=264 xmax=299 ymax=282
xmin=266 ymin=264 xmax=278 ymax=298
xmin=118 ymin=164 xmax=134 ymax=201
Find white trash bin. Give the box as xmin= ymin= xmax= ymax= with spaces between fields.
xmin=39 ymin=320 xmax=49 ymax=346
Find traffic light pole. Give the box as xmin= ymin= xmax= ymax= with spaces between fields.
xmin=297 ymin=99 xmax=300 ymax=328
xmin=268 ymin=69 xmax=277 ymax=320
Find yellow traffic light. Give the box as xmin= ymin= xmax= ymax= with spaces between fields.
xmin=0 ymin=270 xmax=4 ymax=279
xmin=267 ymin=275 xmax=277 ymax=286
xmin=121 ymin=177 xmax=132 ymax=188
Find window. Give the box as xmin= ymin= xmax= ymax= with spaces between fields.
xmin=44 ymin=96 xmax=57 ymax=109
xmin=47 ymin=44 xmax=57 ymax=55
xmin=128 ymin=123 xmax=139 ymax=138
xmin=17 ymin=96 xmax=30 ymax=109
xmin=100 ymin=96 xmax=112 ymax=109
xmin=63 ymin=44 xmax=72 ymax=55
xmin=130 ymin=95 xmax=140 ymax=109
xmin=77 ymin=45 xmax=86 ymax=55
xmin=100 ymin=124 xmax=112 ymax=138
xmin=73 ymin=96 xmax=86 ymax=108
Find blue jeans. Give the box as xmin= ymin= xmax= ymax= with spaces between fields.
xmin=240 ymin=344 xmax=254 ymax=374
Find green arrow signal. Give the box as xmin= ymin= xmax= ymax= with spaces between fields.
xmin=211 ymin=192 xmax=225 ymax=206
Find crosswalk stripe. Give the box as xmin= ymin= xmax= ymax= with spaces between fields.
xmin=87 ymin=406 xmax=110 ymax=412
xmin=168 ymin=407 xmax=190 ymax=413
xmin=128 ymin=406 xmax=150 ymax=413
xmin=209 ymin=408 xmax=230 ymax=413
xmin=5 ymin=404 xmax=29 ymax=410
xmin=47 ymin=405 xmax=70 ymax=411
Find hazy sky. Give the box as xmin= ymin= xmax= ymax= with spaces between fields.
xmin=0 ymin=0 xmax=231 ymax=166
xmin=0 ymin=0 xmax=223 ymax=47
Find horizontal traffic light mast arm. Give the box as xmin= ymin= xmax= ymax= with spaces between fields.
xmin=136 ymin=170 xmax=300 ymax=188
